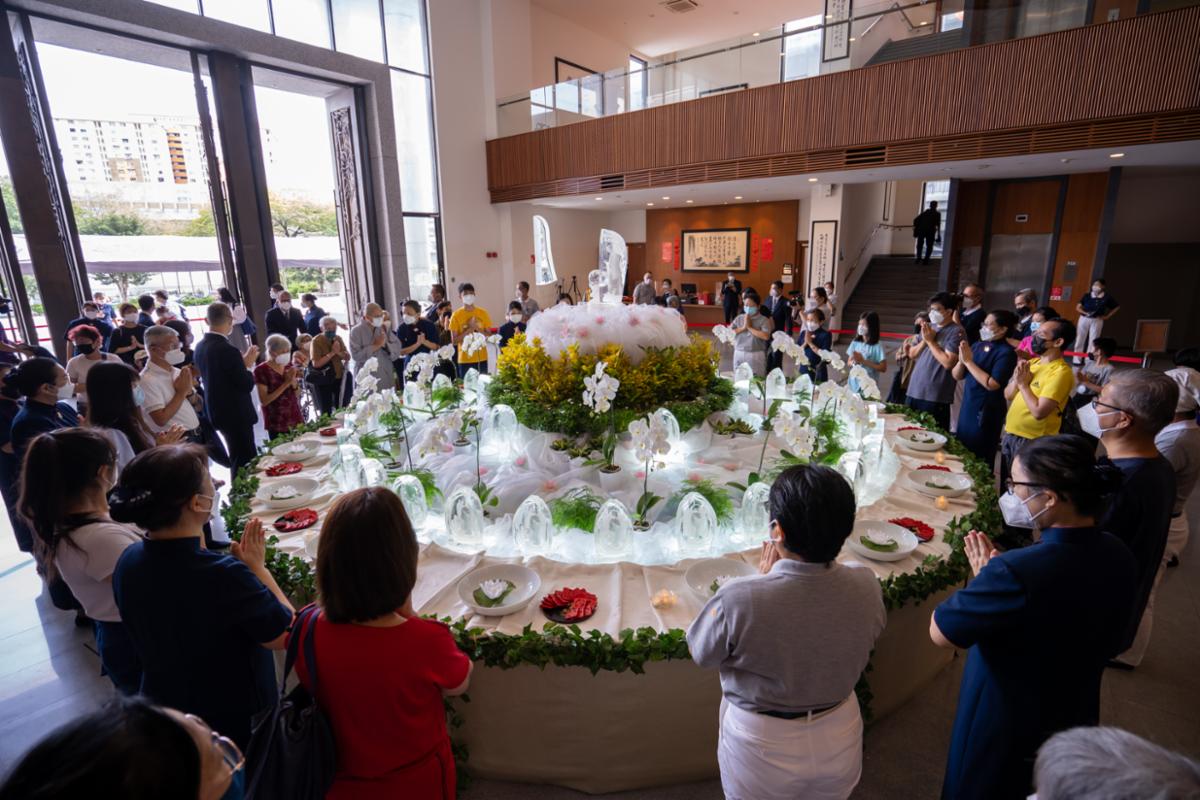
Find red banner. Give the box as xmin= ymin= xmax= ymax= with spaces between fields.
xmin=751 ymin=235 xmax=760 ymax=271
xmin=762 ymin=237 xmax=774 ymax=262
xmin=673 ymin=242 xmax=680 ymax=271
xmin=661 ymin=241 xmax=673 ymax=262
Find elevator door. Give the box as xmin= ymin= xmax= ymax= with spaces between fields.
xmin=984 ymin=234 xmax=1054 ymax=301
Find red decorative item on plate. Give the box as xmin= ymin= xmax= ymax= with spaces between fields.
xmin=265 ymin=462 xmax=303 ymax=477
xmin=319 ymin=426 xmax=339 ymax=437
xmin=274 ymin=508 xmax=318 ymax=533
xmin=898 ymin=425 xmax=925 ymax=433
xmin=889 ymin=517 xmax=935 ymax=543
xmin=917 ymin=465 xmax=951 ymax=472
xmin=540 ymin=587 xmax=597 ymax=623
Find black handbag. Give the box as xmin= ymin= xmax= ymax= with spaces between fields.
xmin=244 ymin=605 xmax=337 ymax=800
xmin=304 ymin=361 xmax=338 ymax=387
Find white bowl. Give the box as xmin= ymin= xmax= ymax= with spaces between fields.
xmin=846 ymin=520 xmax=920 ymax=562
xmin=897 ymin=430 xmax=947 ymax=452
xmin=457 ymin=564 xmax=541 ymax=617
xmin=684 ymin=558 xmax=758 ymax=600
xmin=905 ymin=469 xmax=972 ymax=498
xmin=270 ymin=439 xmax=322 ymax=463
xmin=256 ymin=477 xmax=321 ymax=510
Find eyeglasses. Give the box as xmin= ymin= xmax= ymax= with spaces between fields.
xmin=184 ymin=714 xmax=244 ymax=774
xmin=1090 ymin=399 xmax=1129 ymax=415
xmin=1004 ymin=479 xmax=1041 ymax=494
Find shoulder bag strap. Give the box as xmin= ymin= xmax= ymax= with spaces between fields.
xmin=279 ymin=604 xmax=315 ymax=696
xmin=299 ymin=604 xmax=321 ymax=693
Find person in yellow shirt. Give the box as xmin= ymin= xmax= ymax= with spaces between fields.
xmin=1000 ymin=317 xmax=1076 ymax=489
xmin=448 ymin=282 xmax=492 ymax=378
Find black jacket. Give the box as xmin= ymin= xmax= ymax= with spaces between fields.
xmin=720 ymin=279 xmax=742 ymax=310
xmin=193 ymin=332 xmax=258 ymax=430
xmin=265 ymin=306 xmax=306 ymax=345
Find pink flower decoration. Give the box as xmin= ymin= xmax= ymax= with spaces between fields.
xmin=594 ymin=316 xmax=606 ymax=325
xmin=635 ymin=470 xmax=646 ymax=479
xmin=628 ymin=316 xmax=641 ymax=327
xmin=687 ymin=472 xmax=702 ymax=483
xmin=478 ymin=466 xmax=489 ymax=476
xmin=575 ymin=326 xmax=590 ymax=339
xmin=723 ymin=462 xmax=739 ymax=471
xmin=515 ymin=456 xmax=527 ymax=467
xmin=542 ymin=480 xmax=558 ymax=493
xmin=696 ymin=457 xmax=707 ymax=465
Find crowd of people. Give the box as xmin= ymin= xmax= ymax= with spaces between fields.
xmin=1 ymin=274 xmax=1198 ymax=800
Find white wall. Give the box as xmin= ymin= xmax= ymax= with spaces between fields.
xmin=529 ymin=2 xmax=643 ymax=88
xmin=889 ymin=178 xmax=925 ymax=253
xmin=1110 ymin=168 xmax=1200 ymax=243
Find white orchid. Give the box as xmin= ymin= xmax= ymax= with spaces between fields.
xmin=771 ymin=331 xmax=804 ymax=361
xmin=629 ymin=414 xmax=671 ymax=463
xmin=582 ymin=361 xmax=619 ymax=414
xmin=772 ymin=412 xmax=816 ymax=458
xmin=712 ymin=324 xmax=736 ymax=347
xmin=817 ymin=348 xmax=846 ymax=372
xmin=405 ymin=352 xmax=439 ymax=386
xmin=486 ymin=333 xmax=501 ymax=346
xmin=848 ymin=364 xmax=882 ymax=400
xmin=437 ymin=344 xmax=455 ymax=361
xmin=351 ymin=357 xmax=381 ymax=401
xmin=416 ymin=409 xmax=464 ymax=456
xmin=461 ymin=332 xmax=487 ymax=357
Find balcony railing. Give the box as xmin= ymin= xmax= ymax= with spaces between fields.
xmin=494 ymin=0 xmax=1144 ymax=137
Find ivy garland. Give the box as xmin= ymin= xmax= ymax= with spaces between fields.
xmin=225 ymin=405 xmax=996 ymax=773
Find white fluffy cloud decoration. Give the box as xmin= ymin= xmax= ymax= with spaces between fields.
xmin=523 ymin=302 xmax=690 ymax=364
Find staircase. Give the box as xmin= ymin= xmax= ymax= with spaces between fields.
xmin=865 ymin=30 xmax=964 ymax=66
xmin=841 ymin=255 xmax=941 ymax=338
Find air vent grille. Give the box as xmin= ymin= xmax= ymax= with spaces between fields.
xmin=662 ymin=0 xmax=700 ymax=13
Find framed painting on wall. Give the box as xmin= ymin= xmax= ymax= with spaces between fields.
xmin=808 ymin=220 xmax=838 ymax=290
xmin=681 ymin=228 xmax=751 ymax=273
xmin=822 ymin=0 xmax=852 ymax=62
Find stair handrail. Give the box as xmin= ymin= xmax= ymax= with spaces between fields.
xmin=859 ymin=1 xmax=928 ymax=39
xmin=843 ymin=222 xmax=911 ymax=287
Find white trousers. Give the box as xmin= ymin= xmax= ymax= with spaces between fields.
xmin=1074 ymin=316 xmax=1104 ymax=364
xmin=1166 ymin=512 xmax=1189 ymax=562
xmin=1119 ymin=551 xmax=1169 ymax=667
xmin=717 ymin=696 xmax=863 ymax=800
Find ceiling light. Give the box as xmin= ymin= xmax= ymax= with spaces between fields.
xmin=734 ymin=195 xmax=743 ymax=200
xmin=920 ymin=20 xmax=928 ymax=25
xmin=1060 ymin=158 xmax=1072 ymax=163
xmin=662 ymin=196 xmax=670 ymax=200
xmin=849 ymin=37 xmax=856 ymax=42
xmin=594 ymin=196 xmax=603 ymax=200
xmin=1109 ymin=152 xmax=1125 ymax=158
xmin=942 ymin=168 xmax=952 ymax=172
xmin=807 ymin=177 xmax=818 ymax=183
xmin=686 ymin=199 xmax=694 ymax=203
xmin=647 ymin=202 xmax=654 ymax=206
xmin=752 ymin=32 xmax=760 ymax=37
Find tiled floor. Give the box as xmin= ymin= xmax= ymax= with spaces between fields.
xmin=1 ymin=490 xmax=1197 ymax=795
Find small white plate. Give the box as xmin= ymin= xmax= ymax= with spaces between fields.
xmin=684 ymin=558 xmax=758 ymax=600
xmin=905 ymin=469 xmax=972 ymax=498
xmin=897 ymin=430 xmax=947 ymax=452
xmin=270 ymin=439 xmax=322 ymax=463
xmin=256 ymin=477 xmax=321 ymax=510
xmin=846 ymin=520 xmax=920 ymax=562
xmin=457 ymin=564 xmax=541 ymax=617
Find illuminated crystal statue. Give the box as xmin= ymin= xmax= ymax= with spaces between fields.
xmin=533 ymin=214 xmax=558 ymax=286
xmin=588 ymin=228 xmax=628 ymax=305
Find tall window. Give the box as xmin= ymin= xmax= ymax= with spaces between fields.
xmin=629 ymin=55 xmax=647 ymax=111
xmin=782 ymin=15 xmax=822 ymax=81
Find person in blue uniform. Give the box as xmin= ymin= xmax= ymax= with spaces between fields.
xmin=952 ymin=309 xmax=1018 ymax=466
xmin=395 ymin=299 xmax=440 ymax=385
xmin=798 ymin=308 xmax=832 ymax=383
xmin=497 ymin=301 xmax=527 ymax=348
xmin=111 ymin=445 xmax=293 ymax=749
xmin=930 ymin=435 xmax=1137 ymax=800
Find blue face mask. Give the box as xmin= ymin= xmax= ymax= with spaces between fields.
xmin=744 ymin=304 xmax=757 ymax=315
xmin=132 ymin=386 xmax=145 ymax=407
xmin=1029 ymin=321 xmax=1041 ymax=333
xmin=220 ymin=767 xmax=245 ymax=800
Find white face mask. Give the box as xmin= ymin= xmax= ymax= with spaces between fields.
xmin=508 ymin=313 xmax=523 ymax=324
xmin=270 ymin=291 xmax=279 ymax=300
xmin=402 ymin=314 xmax=417 ymax=325
xmin=84 ymin=310 xmax=99 ymax=320
xmin=274 ymin=353 xmax=290 ymax=366
xmin=279 ymin=302 xmax=292 ymax=312
xmin=123 ymin=313 xmax=138 ymax=324
xmin=962 ymin=296 xmax=978 ymax=310
xmin=462 ymin=294 xmax=476 ymax=306
xmin=1077 ymin=402 xmax=1123 ymax=439
xmin=856 ymin=323 xmax=869 ymax=337
xmin=928 ymin=309 xmax=945 ymax=326
xmin=1092 ymin=287 xmax=1104 ymax=297
xmin=56 ymin=381 xmax=74 ymax=400
xmin=369 ymin=316 xmax=384 ymax=328
xmin=979 ymin=326 xmax=997 ymax=342
xmin=999 ymin=489 xmax=1047 ymax=529
xmin=805 ymin=299 xmax=817 ymax=311
xmin=806 ymin=321 xmax=820 ymax=332
xmin=644 ymin=277 xmax=652 ymax=285
xmin=164 ymin=348 xmax=186 ymax=366
xmin=769 ymin=288 xmax=779 ymax=297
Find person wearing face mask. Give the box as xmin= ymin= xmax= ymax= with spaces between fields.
xmin=803 ymin=286 xmax=834 ymax=324
xmin=798 ymin=308 xmax=833 ymax=383
xmin=731 ymin=290 xmax=772 ymax=377
xmin=110 ymin=302 xmax=148 ymax=367
xmin=216 ymin=287 xmax=255 ymax=355
xmin=498 ymin=301 xmax=527 ymax=348
xmin=93 ymin=291 xmax=117 ymax=325
xmin=268 ymin=282 xmax=285 ymax=306
xmin=136 ymin=294 xmax=157 ymax=329
xmin=887 ymin=312 xmax=929 ymax=404
xmin=1157 ymin=367 xmax=1200 ymax=567
xmin=66 ymin=325 xmax=121 ymax=415
xmin=633 ymin=271 xmax=657 ymax=305
xmin=1073 ymin=278 xmax=1120 ymax=367
xmin=253 ymin=335 xmax=303 ymax=440
xmin=720 ymin=273 xmax=743 ymax=324
xmin=931 ymin=435 xmax=1136 ymax=800
xmin=515 ymin=280 xmax=540 ymax=318
xmin=1000 ymin=318 xmax=1077 ymax=496
xmin=0 ymin=696 xmax=248 ymax=800
xmin=688 ymin=465 xmax=885 ymax=800
xmin=310 ymin=315 xmax=352 ymax=415
xmin=424 ymin=283 xmax=447 ymax=323
xmin=395 ymin=299 xmax=440 ymax=385
xmin=1013 ymin=288 xmax=1039 ymax=339
xmin=19 ymin=428 xmax=143 ymax=693
xmin=111 ymin=445 xmax=294 ymax=749
xmin=823 ymin=281 xmax=838 ymax=315
xmin=660 ymin=277 xmax=683 ymax=312
xmin=845 ymin=311 xmax=887 ymax=396
xmin=449 ymin=283 xmax=493 ymax=377
xmin=141 ymin=326 xmax=203 ymax=441
xmin=954 ymin=283 xmax=986 ymax=345
xmin=1084 ymin=370 xmax=1179 ymax=669
xmin=63 ymin=301 xmax=114 ymax=353
xmin=350 ymin=302 xmax=405 ymax=390
xmin=951 ymin=310 xmax=1018 ymax=465
xmin=1063 ymin=337 xmax=1116 ymax=440
xmin=766 ymin=281 xmax=792 ymax=373
xmin=86 ymin=361 xmax=186 ymax=473
xmin=194 ymin=303 xmax=261 ymax=478
xmin=295 ymin=292 xmax=325 ymax=337
xmin=1016 ymin=306 xmax=1060 ymax=360
xmin=155 ymin=289 xmax=189 ymax=323
xmin=264 ymin=290 xmax=305 ymax=347
xmin=905 ymin=292 xmax=964 ymax=432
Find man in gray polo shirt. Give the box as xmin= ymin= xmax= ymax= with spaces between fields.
xmin=688 ymin=465 xmax=886 ymax=800
xmin=632 ymin=273 xmax=657 ymax=305
xmin=906 ymin=291 xmax=964 ymax=431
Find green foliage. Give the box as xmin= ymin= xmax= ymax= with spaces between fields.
xmin=672 ymin=477 xmax=735 ymax=523
xmin=76 ymin=208 xmax=147 ymax=236
xmin=356 ymin=432 xmax=392 ymax=461
xmin=550 ymin=435 xmax=602 ymax=460
xmin=91 ymin=270 xmax=153 ymax=302
xmin=0 ymin=176 xmax=21 ymax=234
xmin=393 ymin=467 xmax=441 ymax=505
xmin=710 ymin=418 xmax=756 ymax=436
xmin=634 ymin=489 xmax=663 ymax=523
xmin=269 ymin=194 xmax=338 ymax=238
xmin=548 ymin=488 xmax=602 ymax=533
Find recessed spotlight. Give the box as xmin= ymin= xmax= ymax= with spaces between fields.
xmin=942 ymin=168 xmax=952 ymax=172
xmin=849 ymin=37 xmax=856 ymax=42
xmin=662 ymin=196 xmax=670 ymax=200
xmin=646 ymin=202 xmax=654 ymax=206
xmin=807 ymin=177 xmax=818 ymax=183
xmin=752 ymin=32 xmax=760 ymax=37
xmin=734 ymin=195 xmax=743 ymax=200
xmin=920 ymin=20 xmax=928 ymax=25
xmin=1060 ymin=158 xmax=1072 ymax=163
xmin=1109 ymin=152 xmax=1125 ymax=159
xmin=594 ymin=196 xmax=603 ymax=200
xmin=686 ymin=199 xmax=694 ymax=203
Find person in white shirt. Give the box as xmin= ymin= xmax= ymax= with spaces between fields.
xmin=65 ymin=325 xmax=121 ymax=414
xmin=141 ymin=326 xmax=201 ymax=437
xmin=1157 ymin=367 xmax=1200 ymax=564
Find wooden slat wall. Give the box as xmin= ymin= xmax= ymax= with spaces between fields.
xmin=487 ymin=7 xmax=1200 ymax=201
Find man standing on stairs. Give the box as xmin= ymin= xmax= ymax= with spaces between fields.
xmin=913 ymin=201 xmax=941 ymax=265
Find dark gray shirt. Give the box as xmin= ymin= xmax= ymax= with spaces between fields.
xmin=907 ymin=322 xmax=964 ymax=404
xmin=1155 ymin=420 xmax=1200 ymax=515
xmin=687 ymin=558 xmax=886 ymax=713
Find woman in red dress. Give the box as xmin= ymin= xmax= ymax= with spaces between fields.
xmin=253 ymin=334 xmax=304 ymax=438
xmin=292 ymin=487 xmax=472 ymax=799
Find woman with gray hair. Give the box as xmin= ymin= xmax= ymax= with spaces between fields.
xmin=1034 ymin=726 xmax=1200 ymax=800
xmin=252 ymin=334 xmax=303 ymax=439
